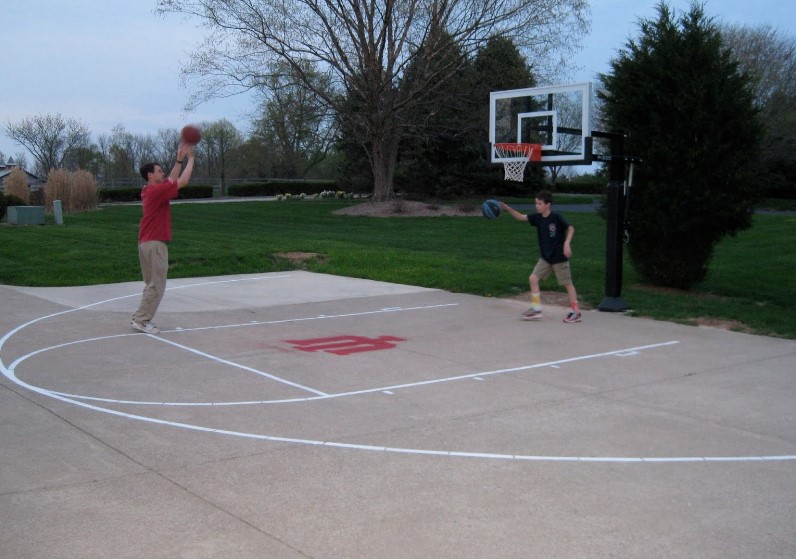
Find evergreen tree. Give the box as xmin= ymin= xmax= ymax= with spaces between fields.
xmin=394 ymin=30 xmax=473 ymax=197
xmin=393 ymin=36 xmax=544 ymax=198
xmin=599 ymin=2 xmax=762 ymax=288
xmin=462 ymin=36 xmax=546 ymax=195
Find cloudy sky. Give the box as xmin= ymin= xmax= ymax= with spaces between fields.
xmin=1 ymin=0 xmax=793 ymax=163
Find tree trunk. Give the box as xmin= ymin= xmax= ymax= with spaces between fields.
xmin=369 ymin=131 xmax=400 ymax=202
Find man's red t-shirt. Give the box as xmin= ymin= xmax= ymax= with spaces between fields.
xmin=138 ymin=180 xmax=180 ymax=243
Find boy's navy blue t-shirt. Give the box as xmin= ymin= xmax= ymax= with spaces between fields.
xmin=527 ymin=211 xmax=570 ymax=264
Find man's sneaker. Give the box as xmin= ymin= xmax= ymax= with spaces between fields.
xmin=131 ymin=320 xmax=160 ymax=334
xmin=522 ymin=308 xmax=544 ymax=321
xmin=563 ymin=311 xmax=582 ymax=323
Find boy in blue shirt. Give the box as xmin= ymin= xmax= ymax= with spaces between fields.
xmin=501 ymin=191 xmax=582 ymax=323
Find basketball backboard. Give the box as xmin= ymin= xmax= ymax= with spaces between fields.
xmin=489 ymin=82 xmax=593 ymax=166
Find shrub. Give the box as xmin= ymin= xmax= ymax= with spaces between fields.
xmin=555 ymin=174 xmax=607 ymax=195
xmin=177 ymin=185 xmax=214 ymax=199
xmin=2 ymin=192 xmax=27 ymax=220
xmin=98 ymin=187 xmax=141 ymax=203
xmin=30 ymin=188 xmax=45 ymax=206
xmin=5 ymin=194 xmax=27 ymax=207
xmin=599 ymin=4 xmax=761 ymax=288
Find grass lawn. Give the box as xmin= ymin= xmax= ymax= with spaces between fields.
xmin=1 ymin=198 xmax=794 ymax=339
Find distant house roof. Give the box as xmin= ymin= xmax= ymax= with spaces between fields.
xmin=0 ymin=163 xmax=43 ymax=189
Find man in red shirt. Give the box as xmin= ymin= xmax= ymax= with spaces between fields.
xmin=131 ymin=142 xmax=196 ymax=334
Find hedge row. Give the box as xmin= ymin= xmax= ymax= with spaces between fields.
xmin=553 ymin=178 xmax=606 ymax=195
xmin=227 ymin=179 xmax=337 ymax=197
xmin=98 ymin=180 xmax=340 ymax=202
xmin=0 ymin=192 xmax=28 ymax=221
xmin=94 ymin=177 xmax=792 ymax=204
xmin=98 ymin=184 xmax=216 ymax=203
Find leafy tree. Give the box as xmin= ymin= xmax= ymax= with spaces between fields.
xmin=251 ymin=61 xmax=337 ymax=179
xmin=721 ymin=24 xmax=796 ymax=195
xmin=230 ymin=138 xmax=274 ymax=179
xmin=3 ymin=114 xmax=91 ymax=177
xmin=200 ymin=119 xmax=243 ymax=194
xmin=62 ymin=145 xmax=103 ymax=177
xmin=598 ymin=2 xmax=762 ymax=289
xmin=157 ymin=0 xmax=589 ymax=200
xmin=104 ymin=125 xmax=144 ymax=181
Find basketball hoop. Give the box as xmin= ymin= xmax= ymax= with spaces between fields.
xmin=494 ymin=143 xmax=542 ymax=182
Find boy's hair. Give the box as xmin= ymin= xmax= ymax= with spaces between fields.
xmin=536 ymin=190 xmax=553 ymax=205
xmin=139 ymin=162 xmax=159 ymax=181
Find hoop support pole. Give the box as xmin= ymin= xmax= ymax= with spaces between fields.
xmin=597 ymin=132 xmax=629 ymax=312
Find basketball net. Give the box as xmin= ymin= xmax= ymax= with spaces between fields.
xmin=494 ymin=143 xmax=542 ymax=182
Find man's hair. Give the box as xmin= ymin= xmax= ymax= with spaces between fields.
xmin=139 ymin=162 xmax=159 ymax=181
xmin=536 ymin=190 xmax=553 ymax=205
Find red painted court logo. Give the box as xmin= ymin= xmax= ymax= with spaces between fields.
xmin=285 ymin=335 xmax=407 ymax=356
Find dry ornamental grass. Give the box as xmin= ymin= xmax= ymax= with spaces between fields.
xmin=43 ymin=169 xmax=99 ymax=214
xmin=5 ymin=167 xmax=30 ymax=204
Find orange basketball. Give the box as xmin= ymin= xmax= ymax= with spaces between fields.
xmin=180 ymin=124 xmax=202 ymax=145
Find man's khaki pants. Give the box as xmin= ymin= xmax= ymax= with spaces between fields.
xmin=133 ymin=240 xmax=168 ymax=324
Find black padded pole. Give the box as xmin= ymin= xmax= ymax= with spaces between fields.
xmin=597 ymin=133 xmax=629 ymax=312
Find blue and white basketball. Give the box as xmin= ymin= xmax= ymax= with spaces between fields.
xmin=481 ymin=199 xmax=501 ymax=220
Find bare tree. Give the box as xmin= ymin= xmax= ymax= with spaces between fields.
xmin=721 ymin=24 xmax=796 ymax=188
xmin=158 ymin=0 xmax=589 ymax=200
xmin=3 ymin=114 xmax=91 ymax=177
xmin=154 ymin=128 xmax=182 ymax=171
xmin=721 ymin=24 xmax=796 ymax=107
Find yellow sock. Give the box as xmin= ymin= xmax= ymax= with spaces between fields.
xmin=531 ymin=292 xmax=541 ymax=310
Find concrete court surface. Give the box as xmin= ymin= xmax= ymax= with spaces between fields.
xmin=1 ymin=271 xmax=794 ymax=559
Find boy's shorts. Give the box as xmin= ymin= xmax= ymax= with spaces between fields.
xmin=532 ymin=258 xmax=573 ymax=286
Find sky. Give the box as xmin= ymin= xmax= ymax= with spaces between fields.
xmin=1 ymin=0 xmax=794 ymax=165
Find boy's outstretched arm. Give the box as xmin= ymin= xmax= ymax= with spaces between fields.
xmin=499 ymin=201 xmax=528 ymax=221
xmin=564 ymin=225 xmax=575 ymax=257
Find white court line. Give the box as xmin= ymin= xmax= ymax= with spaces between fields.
xmin=47 ymin=341 xmax=681 ymax=407
xmin=5 ymin=301 xmax=460 ymax=404
xmin=3 ymin=276 xmax=796 ymax=464
xmin=160 ymin=303 xmax=458 ymax=333
xmin=150 ymin=335 xmax=328 ymax=396
xmin=4 ymin=368 xmax=796 ymax=464
xmin=0 ymin=275 xmax=294 ymax=351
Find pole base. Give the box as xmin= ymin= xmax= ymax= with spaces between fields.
xmin=597 ymin=296 xmax=629 ymax=312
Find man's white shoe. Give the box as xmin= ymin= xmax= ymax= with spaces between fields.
xmin=131 ymin=320 xmax=160 ymax=334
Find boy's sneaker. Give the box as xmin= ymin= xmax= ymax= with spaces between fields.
xmin=563 ymin=311 xmax=582 ymax=323
xmin=131 ymin=320 xmax=160 ymax=334
xmin=522 ymin=308 xmax=544 ymax=321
